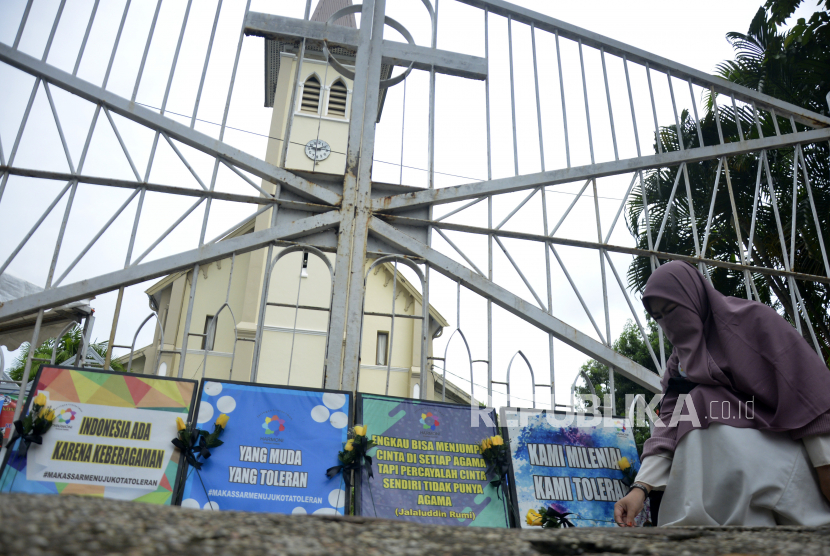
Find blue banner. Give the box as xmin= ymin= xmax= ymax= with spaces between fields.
xmin=179 ymin=381 xmax=351 ymax=515
xmin=356 ymin=394 xmax=509 ymax=527
xmin=502 ymin=409 xmax=644 ymax=528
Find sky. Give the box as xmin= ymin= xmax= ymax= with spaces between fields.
xmin=0 ymin=0 xmax=818 ymax=409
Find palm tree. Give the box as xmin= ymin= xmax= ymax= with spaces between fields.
xmin=8 ymin=325 xmax=125 ymax=382
xmin=625 ymin=6 xmax=830 ymax=363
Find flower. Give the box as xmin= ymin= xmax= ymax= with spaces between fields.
xmin=618 ymin=457 xmax=631 ymax=471
xmin=34 ymin=393 xmax=47 ymax=408
xmin=215 ymin=414 xmax=229 ymax=429
xmin=176 ymin=417 xmax=187 ymax=432
xmin=526 ymin=509 xmax=543 ymax=526
xmin=344 ymin=439 xmax=354 ymax=452
xmin=490 ymin=435 xmax=504 ymax=446
xmin=41 ymin=408 xmax=55 ymax=422
xmin=353 ymin=425 xmax=367 ymax=437
xmin=480 ymin=438 xmax=492 ymax=452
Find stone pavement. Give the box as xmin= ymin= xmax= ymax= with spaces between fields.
xmin=1 ymin=494 xmax=828 ymax=556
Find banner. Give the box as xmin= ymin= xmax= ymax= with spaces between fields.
xmin=178 ymin=380 xmax=352 ymax=515
xmin=0 ymin=366 xmax=197 ymax=504
xmin=502 ymin=408 xmax=642 ymax=528
xmin=356 ymin=394 xmax=509 ymax=527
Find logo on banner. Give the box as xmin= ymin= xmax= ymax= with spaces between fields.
xmin=420 ymin=412 xmax=439 ymax=431
xmin=57 ymin=408 xmax=77 ymax=425
xmin=262 ymin=415 xmax=286 ymax=436
xmin=51 ymin=404 xmax=82 ymax=431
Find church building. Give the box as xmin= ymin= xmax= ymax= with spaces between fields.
xmin=120 ymin=0 xmax=467 ymax=404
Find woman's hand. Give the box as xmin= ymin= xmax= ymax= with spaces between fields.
xmin=817 ymin=464 xmax=830 ymax=504
xmin=614 ymin=488 xmax=647 ymax=527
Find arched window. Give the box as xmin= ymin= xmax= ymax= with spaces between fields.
xmin=327 ymin=79 xmax=348 ymax=117
xmin=301 ymin=75 xmax=321 ymax=113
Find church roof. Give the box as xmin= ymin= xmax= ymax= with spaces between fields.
xmin=310 ymin=0 xmax=356 ymax=27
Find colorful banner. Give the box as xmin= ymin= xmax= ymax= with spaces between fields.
xmin=178 ymin=380 xmax=352 ymax=515
xmin=501 ymin=408 xmax=641 ymax=528
xmin=0 ymin=366 xmax=197 ymax=504
xmin=356 ymin=394 xmax=509 ymax=527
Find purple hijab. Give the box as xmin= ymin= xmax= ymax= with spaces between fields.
xmin=641 ymin=261 xmax=830 ymax=458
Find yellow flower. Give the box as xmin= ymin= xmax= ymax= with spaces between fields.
xmin=480 ymin=438 xmax=492 ymax=452
xmin=353 ymin=425 xmax=367 ymax=437
xmin=215 ymin=414 xmax=229 ymax=429
xmin=526 ymin=509 xmax=543 ymax=526
xmin=618 ymin=457 xmax=630 ymax=471
xmin=176 ymin=417 xmax=187 ymax=432
xmin=344 ymin=439 xmax=354 ymax=452
xmin=41 ymin=408 xmax=55 ymax=422
xmin=34 ymin=393 xmax=47 ymax=408
xmin=490 ymin=435 xmax=504 ymax=446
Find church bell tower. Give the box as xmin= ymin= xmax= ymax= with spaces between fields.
xmin=263 ymin=0 xmax=389 ymax=176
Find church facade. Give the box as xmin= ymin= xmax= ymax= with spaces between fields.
xmin=120 ymin=0 xmax=466 ymax=404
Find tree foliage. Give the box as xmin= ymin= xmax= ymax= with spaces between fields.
xmin=8 ymin=325 xmax=124 ymax=382
xmin=625 ymin=4 xmax=830 ymax=363
xmin=575 ymin=320 xmax=671 ymax=455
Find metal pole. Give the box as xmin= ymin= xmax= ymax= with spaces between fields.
xmin=554 ymin=29 xmax=570 ymax=167
xmin=74 ymin=0 xmax=100 ymax=75
xmin=484 ymin=6 xmax=494 ymax=406
xmin=399 ymin=79 xmax=406 ymax=184
xmin=385 ymin=263 xmax=398 ymax=395
xmin=287 ymin=252 xmax=306 ymax=385
xmin=105 ymin=287 xmax=125 ymax=370
xmin=507 ymin=15 xmax=519 ymax=176
xmin=13 ymin=0 xmax=34 ymax=50
xmin=177 ymin=267 xmax=200 ymax=378
xmin=10 ymin=310 xmax=43 ymax=427
xmin=132 ymin=0 xmax=163 ymax=102
xmin=191 ymin=0 xmax=224 ymax=128
xmin=645 ymin=63 xmax=663 ymax=154
xmin=531 ymin=21 xmax=554 ymax=409
xmin=102 ymin=0 xmax=131 ymax=88
xmin=600 ymin=48 xmax=618 ymax=160
xmin=280 ymin=0 xmax=312 ymax=168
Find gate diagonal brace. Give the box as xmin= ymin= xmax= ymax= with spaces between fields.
xmin=369 ymin=217 xmax=662 ymax=393
xmin=0 ymin=43 xmax=340 ymax=207
xmin=371 ymin=127 xmax=830 ymax=212
xmin=0 ymin=211 xmax=341 ymax=323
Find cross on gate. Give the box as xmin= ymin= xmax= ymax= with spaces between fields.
xmin=245 ymin=0 xmax=490 ymax=395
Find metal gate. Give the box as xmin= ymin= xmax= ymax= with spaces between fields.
xmin=1 ymin=0 xmax=827 ymax=428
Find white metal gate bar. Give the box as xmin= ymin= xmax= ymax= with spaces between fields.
xmin=0 ymin=211 xmax=341 ymax=322
xmin=376 ymin=215 xmax=830 ymax=285
xmin=369 ymin=217 xmax=663 ymax=392
xmin=456 ymin=0 xmax=830 ymax=128
xmin=0 ymin=43 xmax=340 ymax=206
xmin=371 ymin=128 xmax=830 ymax=212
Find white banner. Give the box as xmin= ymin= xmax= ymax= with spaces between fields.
xmin=26 ymin=394 xmax=178 ymax=490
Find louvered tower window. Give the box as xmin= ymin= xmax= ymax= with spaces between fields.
xmin=301 ymin=76 xmax=321 ymax=113
xmin=328 ymin=79 xmax=348 ymax=117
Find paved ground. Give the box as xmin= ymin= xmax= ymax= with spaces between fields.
xmin=1 ymin=494 xmax=829 ymax=556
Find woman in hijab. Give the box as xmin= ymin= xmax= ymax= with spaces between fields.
xmin=614 ymin=261 xmax=830 ymax=526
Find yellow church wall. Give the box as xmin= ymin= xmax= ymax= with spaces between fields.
xmin=274 ymin=55 xmax=353 ymax=174
xmin=126 ymin=47 xmax=454 ymax=402
xmin=146 ymin=252 xmax=434 ymax=401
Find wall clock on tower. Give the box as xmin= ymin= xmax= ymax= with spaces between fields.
xmin=305 ymin=139 xmax=331 ymax=161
